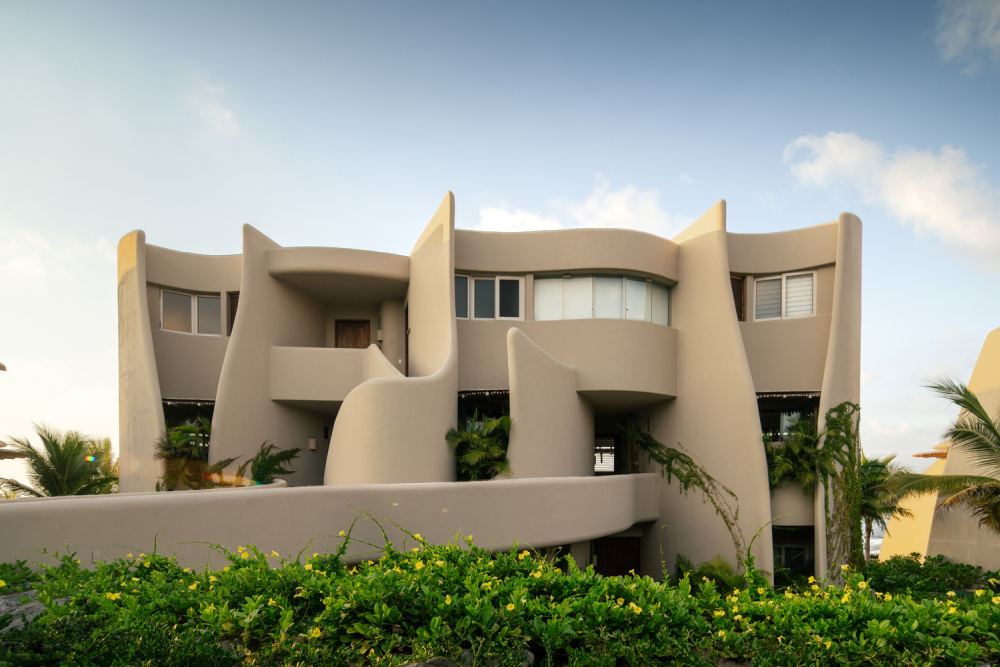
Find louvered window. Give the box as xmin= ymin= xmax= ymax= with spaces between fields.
xmin=752 ymin=271 xmax=816 ymax=321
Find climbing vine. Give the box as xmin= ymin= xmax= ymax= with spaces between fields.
xmin=618 ymin=417 xmax=745 ymax=564
xmin=821 ymin=401 xmax=865 ymax=580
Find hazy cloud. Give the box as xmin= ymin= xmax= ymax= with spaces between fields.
xmin=476 ymin=179 xmax=691 ymax=238
xmin=936 ymin=0 xmax=1000 ymax=72
xmin=786 ymin=131 xmax=1000 ymax=269
xmin=867 ymin=420 xmax=913 ymax=436
xmin=190 ymin=85 xmax=239 ymax=135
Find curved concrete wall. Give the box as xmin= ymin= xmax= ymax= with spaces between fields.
xmin=727 ymin=222 xmax=839 ymax=276
xmin=0 ymin=474 xmax=659 ymax=569
xmin=118 ymin=232 xmax=166 ymax=493
xmin=324 ymin=193 xmax=459 ymax=485
xmin=457 ymin=319 xmax=677 ymax=398
xmin=880 ymin=457 xmax=946 ymax=560
xmin=925 ymin=328 xmax=1000 ymax=569
xmin=456 ymin=228 xmax=678 ymax=282
xmin=640 ymin=201 xmax=775 ymax=581
xmin=770 ymin=485 xmax=815 ymax=527
xmin=813 ymin=213 xmax=863 ymax=575
xmin=506 ymin=328 xmax=595 ymax=479
xmin=210 ymin=226 xmax=331 ymax=486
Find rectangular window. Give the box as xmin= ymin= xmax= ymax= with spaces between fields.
xmin=595 ymin=276 xmax=624 ymax=319
xmin=651 ymin=282 xmax=670 ymax=326
xmin=753 ymin=271 xmax=816 ymax=321
xmin=161 ymin=291 xmax=192 ymax=333
xmin=784 ymin=272 xmax=814 ymax=317
xmin=473 ymin=279 xmax=495 ymax=319
xmin=228 ymin=292 xmax=239 ymax=335
xmin=624 ymin=278 xmax=648 ymax=321
xmin=497 ymin=277 xmax=522 ymax=319
xmin=533 ymin=278 xmax=563 ymax=321
xmin=197 ymin=296 xmax=221 ymax=335
xmin=754 ymin=278 xmax=782 ymax=320
xmin=730 ymin=275 xmax=745 ymax=321
xmin=563 ymin=276 xmax=594 ymax=319
xmin=455 ymin=276 xmax=469 ymax=318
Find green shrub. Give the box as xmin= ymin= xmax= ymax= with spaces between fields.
xmin=4 ymin=530 xmax=1000 ymax=666
xmin=0 ymin=560 xmax=40 ymax=594
xmin=867 ymin=552 xmax=991 ymax=596
xmin=236 ymin=442 xmax=301 ymax=485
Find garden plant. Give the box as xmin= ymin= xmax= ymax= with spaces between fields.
xmin=4 ymin=519 xmax=1000 ymax=666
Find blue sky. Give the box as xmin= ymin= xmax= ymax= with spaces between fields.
xmin=2 ymin=0 xmax=1000 ymax=483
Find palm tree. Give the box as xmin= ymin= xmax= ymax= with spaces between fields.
xmin=445 ymin=410 xmax=512 ymax=481
xmin=89 ymin=437 xmax=120 ymax=494
xmin=0 ymin=424 xmax=118 ymax=497
xmin=859 ymin=454 xmax=913 ymax=562
xmin=154 ymin=417 xmax=238 ymax=491
xmin=892 ymin=378 xmax=1000 ymax=535
xmin=766 ymin=418 xmax=841 ymax=496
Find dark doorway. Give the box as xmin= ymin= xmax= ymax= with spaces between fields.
xmin=594 ymin=537 xmax=641 ymax=577
xmin=757 ymin=392 xmax=820 ymax=441
xmin=162 ymin=399 xmax=214 ymax=430
xmin=336 ymin=320 xmax=370 ymax=349
xmin=772 ymin=525 xmax=815 ymax=587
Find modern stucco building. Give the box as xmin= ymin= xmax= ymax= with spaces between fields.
xmin=880 ymin=327 xmax=1000 ymax=570
xmin=0 ymin=193 xmax=860 ymax=579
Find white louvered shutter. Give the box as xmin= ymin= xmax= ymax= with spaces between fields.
xmin=755 ymin=278 xmax=782 ymax=319
xmin=784 ymin=273 xmax=814 ymax=317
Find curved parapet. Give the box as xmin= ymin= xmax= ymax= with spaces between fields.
xmin=455 ymin=227 xmax=678 ymax=283
xmin=506 ymin=328 xmax=594 ymax=479
xmin=0 ymin=473 xmax=658 ymax=570
xmin=324 ymin=193 xmax=459 ymax=485
xmin=118 ymin=231 xmax=165 ymax=493
xmin=210 ymin=226 xmax=330 ymax=486
xmin=267 ymin=247 xmax=409 ymax=307
xmin=640 ymin=200 xmax=774 ymax=580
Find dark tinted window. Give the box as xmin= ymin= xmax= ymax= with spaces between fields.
xmin=498 ymin=279 xmax=519 ymax=318
xmin=474 ymin=279 xmax=494 ymax=318
xmin=455 ymin=276 xmax=468 ymax=318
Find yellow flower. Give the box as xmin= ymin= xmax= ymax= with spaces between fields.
xmin=270 ymin=551 xmax=280 ymax=558
xmin=237 ymin=546 xmax=245 ymax=553
xmin=139 ymin=553 xmax=144 ymax=558
xmin=992 ymin=596 xmax=1000 ymax=605
xmin=976 ymin=589 xmax=986 ymax=597
xmin=310 ymin=627 xmax=321 ymax=639
xmin=718 ymin=630 xmax=726 ymax=638
xmin=445 ymin=595 xmax=451 ymax=605
xmin=824 ymin=641 xmax=832 ymax=649
xmin=0 ymin=580 xmax=6 ymax=588
xmin=268 ymin=598 xmax=277 ymax=607
xmin=183 ymin=568 xmax=190 ymax=573
xmin=617 ymin=598 xmax=624 ymax=605
xmin=209 ymin=576 xmax=217 ymax=582
xmin=947 ymin=591 xmax=956 ymax=597
xmin=885 ymin=594 xmax=893 ymax=601
xmin=857 ymin=581 xmax=867 ymax=590
xmin=518 ymin=551 xmax=528 ymax=560
xmin=414 ymin=561 xmax=425 ymax=571
xmin=436 ymin=560 xmax=445 ymax=567
xmin=811 ymin=584 xmax=819 ymax=591
xmin=734 ymin=615 xmax=742 ymax=621
xmin=132 ymin=577 xmax=139 ymax=583
xmin=126 ymin=553 xmax=132 ymax=558
xmin=482 ymin=581 xmax=492 ymax=590
xmin=778 ymin=635 xmax=784 ymax=644
xmin=188 ymin=583 xmax=198 ymax=590
xmin=304 ymin=564 xmax=313 ymax=571
xmin=714 ymin=610 xmax=725 ymax=617
xmin=106 ymin=592 xmax=121 ymax=600
xmin=808 ymin=576 xmax=815 ymax=584
xmin=338 ymin=530 xmax=346 ymax=537
xmin=240 ymin=552 xmax=250 ymax=560
xmin=223 ymin=566 xmax=229 ymax=571
xmin=414 ymin=533 xmax=423 ymax=541
xmin=506 ymin=603 xmax=515 ymax=611
xmin=841 ymin=564 xmax=849 ymax=571
xmin=630 ymin=603 xmax=642 ymax=614
xmin=757 ymin=587 xmax=766 ymax=595
xmin=204 ymin=603 xmax=215 ymax=612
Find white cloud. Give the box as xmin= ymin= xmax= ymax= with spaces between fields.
xmin=477 ymin=207 xmax=562 ymax=232
xmin=475 ymin=179 xmax=691 ymax=238
xmin=867 ymin=420 xmax=913 ymax=436
xmin=190 ymin=85 xmax=239 ymax=135
xmin=786 ymin=131 xmax=1000 ymax=269
xmin=936 ymin=0 xmax=1000 ymax=71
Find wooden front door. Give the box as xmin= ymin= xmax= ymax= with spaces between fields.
xmin=336 ymin=320 xmax=370 ymax=348
xmin=593 ymin=537 xmax=641 ymax=577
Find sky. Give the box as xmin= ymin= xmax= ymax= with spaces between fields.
xmin=2 ymin=0 xmax=1000 ymax=484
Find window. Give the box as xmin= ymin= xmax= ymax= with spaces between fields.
xmin=456 ymin=275 xmax=525 ymax=320
xmin=454 ymin=277 xmax=469 ymax=318
xmin=730 ymin=275 xmax=745 ymax=321
xmin=532 ymin=275 xmax=670 ymax=325
xmin=160 ymin=289 xmax=222 ymax=336
xmin=227 ymin=292 xmax=239 ymax=335
xmin=753 ymin=271 xmax=815 ymax=321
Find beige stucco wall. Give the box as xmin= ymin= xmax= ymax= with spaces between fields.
xmin=770 ymin=485 xmax=815 ymax=527
xmin=324 ymin=193 xmax=459 ymax=486
xmin=457 ymin=319 xmax=677 ymax=399
xmin=151 ymin=330 xmax=232 ymax=400
xmin=270 ymin=345 xmax=403 ymax=413
xmin=118 ymin=232 xmax=166 ymax=493
xmin=925 ymin=327 xmax=1000 ymax=569
xmin=209 ymin=226 xmax=331 ymax=487
xmin=0 ymin=474 xmax=659 ymax=570
xmin=813 ymin=213 xmax=863 ymax=576
xmin=506 ymin=328 xmax=595 ymax=479
xmin=879 ymin=458 xmax=946 ymax=560
xmin=378 ymin=298 xmax=406 ymax=374
xmin=726 ymin=222 xmax=838 ymax=276
xmin=455 ymin=228 xmax=678 ymax=283
xmin=639 ymin=201 xmax=775 ymax=581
